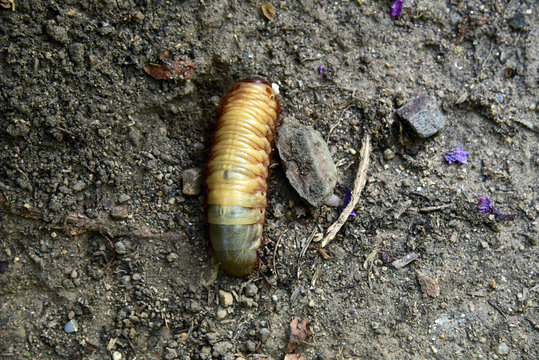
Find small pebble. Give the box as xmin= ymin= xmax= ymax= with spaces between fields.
xmin=241 ymin=297 xmax=255 ymax=307
xmin=244 ymin=340 xmax=257 ymax=353
xmin=257 ymin=328 xmax=271 ymax=343
xmin=114 ymin=240 xmax=130 ymax=255
xmin=166 ymin=252 xmax=179 ymax=263
xmin=440 ymin=302 xmax=448 ymax=309
xmin=508 ymin=12 xmax=527 ymax=30
xmin=112 ymin=351 xmax=122 ymax=360
xmin=216 ymin=307 xmax=227 ymax=320
xmin=71 ymin=181 xmax=86 ymax=192
xmin=121 ymin=275 xmax=131 ymax=286
xmin=218 ymin=290 xmax=234 ymax=307
xmin=118 ymin=194 xmax=131 ymax=203
xmin=132 ymin=273 xmax=141 ymax=281
xmin=182 ymin=168 xmax=204 ymax=195
xmin=164 ymin=347 xmax=178 ymax=360
xmin=200 ymin=346 xmax=211 ymax=358
xmin=64 ymin=319 xmax=79 ymax=334
xmin=416 ymin=270 xmax=440 ymax=298
xmin=396 ymin=94 xmax=446 ymax=138
xmin=212 ymin=341 xmax=233 ymax=357
xmin=244 ymin=283 xmax=258 ymax=297
xmin=496 ymin=342 xmax=509 ymax=355
xmin=110 ymin=206 xmax=129 ymax=220
xmin=325 ymin=194 xmax=343 ymax=207
xmin=383 ymin=149 xmax=395 ymax=160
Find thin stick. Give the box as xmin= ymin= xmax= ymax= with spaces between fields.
xmin=321 ymin=134 xmax=371 ymax=247
xmin=297 ymin=226 xmax=319 ymax=279
xmin=418 ymin=203 xmax=452 ymax=212
xmin=272 ymin=229 xmax=287 ymax=279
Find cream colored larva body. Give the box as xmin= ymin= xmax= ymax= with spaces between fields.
xmin=206 ymin=77 xmax=280 ymax=277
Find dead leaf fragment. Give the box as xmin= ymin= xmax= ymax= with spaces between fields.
xmin=284 ymin=354 xmax=307 ymax=360
xmin=63 ymin=213 xmax=94 ymax=236
xmin=416 ymin=270 xmax=440 ymax=298
xmin=315 ymin=245 xmax=330 ymax=259
xmin=287 ymin=318 xmax=312 ymax=353
xmin=455 ymin=91 xmax=468 ymax=104
xmin=143 ymin=51 xmax=194 ymax=81
xmin=392 ymin=252 xmax=418 ymax=269
xmin=261 ymin=2 xmax=276 ymax=23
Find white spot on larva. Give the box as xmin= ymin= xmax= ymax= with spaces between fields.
xmin=271 ymin=83 xmax=280 ymax=95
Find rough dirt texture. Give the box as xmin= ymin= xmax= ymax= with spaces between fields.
xmin=1 ymin=1 xmax=538 ymax=359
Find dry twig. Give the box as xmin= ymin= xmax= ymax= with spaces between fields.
xmin=272 ymin=230 xmax=287 ymax=279
xmin=297 ymin=226 xmax=319 ymax=278
xmin=418 ymin=203 xmax=452 ymax=212
xmin=321 ymin=134 xmax=371 ymax=247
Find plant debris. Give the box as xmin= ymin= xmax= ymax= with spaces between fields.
xmin=286 ymin=318 xmax=312 ymax=353
xmin=392 ymin=252 xmax=419 ymax=269
xmin=261 ymin=2 xmax=276 ymax=23
xmin=477 ymin=195 xmax=514 ymax=219
xmin=321 ymin=134 xmax=371 ymax=247
xmin=0 ymin=0 xmax=15 ymax=11
xmin=143 ymin=50 xmax=194 ymax=81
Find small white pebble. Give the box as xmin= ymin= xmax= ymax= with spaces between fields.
xmin=496 ymin=342 xmax=509 ymax=355
xmin=216 ymin=307 xmax=227 ymax=320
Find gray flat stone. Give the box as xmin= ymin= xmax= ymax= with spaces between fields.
xmin=509 ymin=12 xmax=527 ymax=31
xmin=396 ymin=94 xmax=446 ymax=138
xmin=276 ymin=121 xmax=337 ymax=207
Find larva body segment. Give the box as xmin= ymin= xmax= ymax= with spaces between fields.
xmin=206 ymin=77 xmax=280 ymax=277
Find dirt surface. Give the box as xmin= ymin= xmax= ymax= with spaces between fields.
xmin=1 ymin=1 xmax=538 ymax=359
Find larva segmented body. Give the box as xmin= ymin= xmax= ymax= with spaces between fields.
xmin=206 ymin=77 xmax=280 ymax=277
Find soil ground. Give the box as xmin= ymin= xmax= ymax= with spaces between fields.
xmin=1 ymin=1 xmax=538 ymax=359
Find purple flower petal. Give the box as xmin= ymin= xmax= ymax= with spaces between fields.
xmin=477 ymin=195 xmax=494 ymax=216
xmin=477 ymin=195 xmax=515 ymax=219
xmin=342 ymin=184 xmax=356 ymax=217
xmin=317 ymin=65 xmax=324 ymax=75
xmin=391 ymin=0 xmax=404 ymax=18
xmin=444 ymin=146 xmax=470 ymax=164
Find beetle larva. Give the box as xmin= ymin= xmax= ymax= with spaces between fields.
xmin=206 ymin=76 xmax=281 ymax=277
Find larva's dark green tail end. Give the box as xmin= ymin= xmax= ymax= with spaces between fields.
xmin=209 ymin=223 xmax=262 ymax=277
